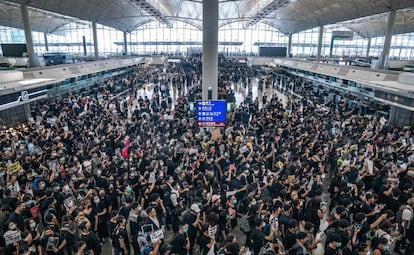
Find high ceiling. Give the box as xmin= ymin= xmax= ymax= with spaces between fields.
xmin=1 ymin=0 xmax=414 ymax=38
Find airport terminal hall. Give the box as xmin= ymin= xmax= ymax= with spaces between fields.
xmin=3 ymin=0 xmax=414 ymax=255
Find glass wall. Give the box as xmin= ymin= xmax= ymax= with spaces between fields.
xmin=1 ymin=20 xmax=414 ymax=59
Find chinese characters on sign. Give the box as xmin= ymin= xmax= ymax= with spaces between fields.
xmin=196 ymin=100 xmax=226 ymax=128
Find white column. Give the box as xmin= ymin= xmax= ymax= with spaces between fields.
xmin=287 ymin=34 xmax=292 ymax=57
xmin=202 ymin=0 xmax=219 ymax=100
xmin=123 ymin=31 xmax=128 ymax=55
xmin=92 ymin=21 xmax=99 ymax=59
xmin=379 ymin=10 xmax=396 ymax=69
xmin=366 ymin=37 xmax=371 ymax=58
xmin=317 ymin=25 xmax=324 ymax=61
xmin=20 ymin=4 xmax=38 ymax=67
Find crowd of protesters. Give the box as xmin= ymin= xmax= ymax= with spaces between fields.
xmin=0 ymin=55 xmax=414 ymax=255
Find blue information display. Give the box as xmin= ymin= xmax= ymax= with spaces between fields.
xmin=196 ymin=100 xmax=226 ymax=127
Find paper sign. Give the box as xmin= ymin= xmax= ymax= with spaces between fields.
xmin=46 ymin=118 xmax=56 ymax=124
xmin=350 ymin=144 xmax=358 ymax=151
xmin=4 ymin=231 xmax=21 ymax=246
xmin=149 ymin=229 xmax=164 ymax=243
xmin=208 ymin=225 xmax=217 ymax=238
xmin=63 ymin=196 xmax=77 ymax=214
xmin=7 ymin=162 xmax=21 ymax=174
xmin=46 ymin=236 xmax=59 ymax=251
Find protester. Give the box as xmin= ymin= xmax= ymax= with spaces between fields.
xmin=0 ymin=57 xmax=413 ymax=255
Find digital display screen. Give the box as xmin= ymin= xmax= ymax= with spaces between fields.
xmin=196 ymin=100 xmax=226 ymax=128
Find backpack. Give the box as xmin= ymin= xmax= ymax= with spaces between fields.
xmin=371 ymin=232 xmax=387 ymax=250
xmin=240 ymin=215 xmax=251 ymax=233
xmin=141 ymin=245 xmax=153 ymax=255
xmin=396 ymin=205 xmax=411 ymax=226
xmin=163 ymin=190 xmax=173 ymax=209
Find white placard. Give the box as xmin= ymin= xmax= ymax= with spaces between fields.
xmin=4 ymin=231 xmax=21 ymax=246
xmin=149 ymin=229 xmax=164 ymax=243
xmin=208 ymin=225 xmax=217 ymax=238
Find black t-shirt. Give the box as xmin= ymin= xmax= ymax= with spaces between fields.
xmin=249 ymin=228 xmax=265 ymax=255
xmin=81 ymin=232 xmax=101 ymax=255
xmin=325 ymin=246 xmax=339 ymax=255
xmin=284 ymin=229 xmax=297 ymax=250
xmin=171 ymin=233 xmax=188 ymax=255
xmin=197 ymin=233 xmax=211 ymax=255
xmin=184 ymin=212 xmax=197 ymax=236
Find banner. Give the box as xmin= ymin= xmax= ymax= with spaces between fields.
xmin=7 ymin=162 xmax=21 ymax=174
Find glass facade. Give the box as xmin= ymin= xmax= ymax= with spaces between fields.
xmin=1 ymin=19 xmax=414 ymax=59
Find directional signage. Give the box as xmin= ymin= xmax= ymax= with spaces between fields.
xmin=196 ymin=100 xmax=226 ymax=128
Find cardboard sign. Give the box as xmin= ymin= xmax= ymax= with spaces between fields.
xmin=211 ymin=129 xmax=221 ymax=141
xmin=7 ymin=162 xmax=21 ymax=174
xmin=4 ymin=231 xmax=21 ymax=246
xmin=208 ymin=225 xmax=217 ymax=238
xmin=149 ymin=229 xmax=164 ymax=243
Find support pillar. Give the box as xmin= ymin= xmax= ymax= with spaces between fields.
xmin=366 ymin=37 xmax=371 ymax=58
xmin=123 ymin=31 xmax=128 ymax=56
xmin=317 ymin=25 xmax=324 ymax=61
xmin=287 ymin=34 xmax=292 ymax=57
xmin=92 ymin=21 xmax=99 ymax=59
xmin=20 ymin=4 xmax=38 ymax=67
xmin=44 ymin=33 xmax=49 ymax=52
xmin=379 ymin=10 xmax=396 ymax=69
xmin=202 ymin=0 xmax=218 ymax=100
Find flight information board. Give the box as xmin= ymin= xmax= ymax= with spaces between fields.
xmin=196 ymin=100 xmax=226 ymax=127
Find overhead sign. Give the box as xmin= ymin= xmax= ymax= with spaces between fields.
xmin=196 ymin=100 xmax=226 ymax=128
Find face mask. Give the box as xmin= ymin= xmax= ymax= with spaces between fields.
xmin=40 ymin=183 xmax=46 ymax=189
xmin=366 ymin=252 xmax=371 ymax=255
xmin=97 ymin=170 xmax=102 ymax=176
xmin=183 ymin=227 xmax=188 ymax=234
xmin=7 ymin=185 xmax=13 ymax=191
xmin=94 ymin=199 xmax=100 ymax=204
xmin=383 ymin=246 xmax=389 ymax=251
xmin=30 ymin=223 xmax=36 ymax=228
xmin=198 ymin=202 xmax=202 ymax=207
xmin=160 ymin=162 xmax=164 ymax=166
xmin=254 ymin=170 xmax=259 ymax=175
xmin=127 ymin=187 xmax=132 ymax=193
xmin=336 ymin=242 xmax=342 ymax=248
xmin=9 ymin=225 xmax=16 ymax=230
xmin=55 ymin=172 xmax=59 ymax=177
xmin=233 ymin=199 xmax=237 ymax=205
xmin=64 ymin=185 xmax=70 ymax=192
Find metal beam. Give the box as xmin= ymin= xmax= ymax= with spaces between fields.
xmin=131 ymin=0 xmax=172 ymax=28
xmin=244 ymin=0 xmax=292 ymax=28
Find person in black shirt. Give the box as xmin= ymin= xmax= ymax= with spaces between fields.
xmin=8 ymin=201 xmax=26 ymax=232
xmin=197 ymin=224 xmax=215 ymax=255
xmin=41 ymin=225 xmax=67 ymax=255
xmin=184 ymin=203 xmax=201 ymax=255
xmin=283 ymin=219 xmax=299 ymax=253
xmin=325 ymin=233 xmax=342 ymax=255
xmin=79 ymin=220 xmax=101 ymax=255
xmin=249 ymin=218 xmax=276 ymax=255
xmin=171 ymin=222 xmax=190 ymax=255
xmin=112 ymin=216 xmax=130 ymax=255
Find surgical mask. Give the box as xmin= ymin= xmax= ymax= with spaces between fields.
xmin=94 ymin=199 xmax=100 ymax=204
xmin=64 ymin=185 xmax=70 ymax=192
xmin=97 ymin=170 xmax=102 ymax=176
xmin=9 ymin=224 xmax=16 ymax=230
xmin=160 ymin=162 xmax=164 ymax=166
xmin=198 ymin=202 xmax=202 ymax=207
xmin=7 ymin=185 xmax=13 ymax=191
xmin=366 ymin=252 xmax=371 ymax=255
xmin=40 ymin=183 xmax=46 ymax=189
xmin=183 ymin=227 xmax=188 ymax=233
xmin=30 ymin=223 xmax=36 ymax=229
xmin=383 ymin=246 xmax=389 ymax=251
xmin=233 ymin=199 xmax=237 ymax=205
xmin=336 ymin=242 xmax=342 ymax=248
xmin=55 ymin=172 xmax=59 ymax=177
xmin=127 ymin=187 xmax=132 ymax=193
